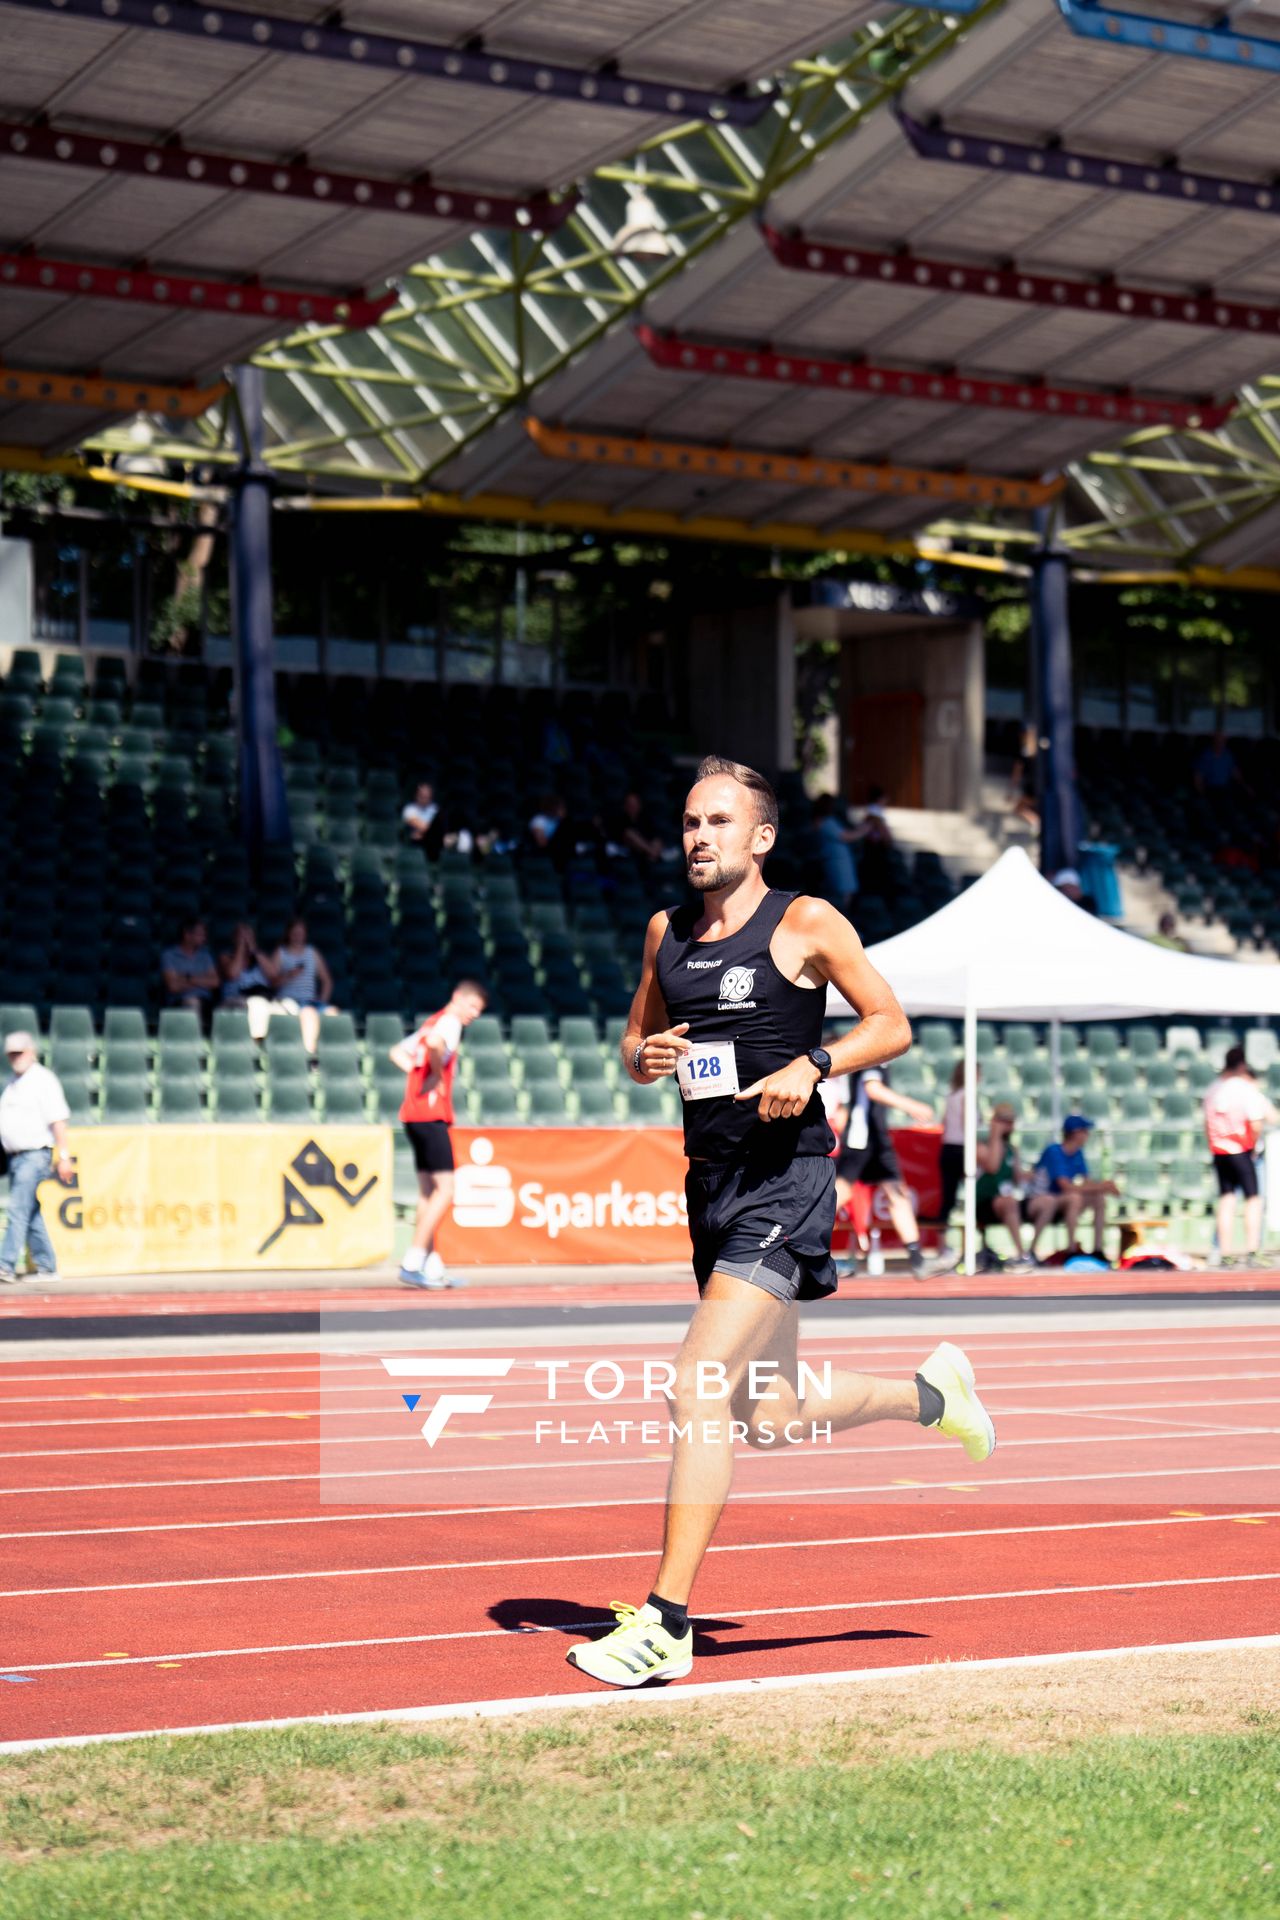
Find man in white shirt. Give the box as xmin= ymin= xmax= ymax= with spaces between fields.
xmin=0 ymin=1032 xmax=74 ymax=1282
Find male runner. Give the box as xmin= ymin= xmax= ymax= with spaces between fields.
xmin=392 ymin=979 xmax=487 ymax=1289
xmin=567 ymin=757 xmax=996 ymax=1687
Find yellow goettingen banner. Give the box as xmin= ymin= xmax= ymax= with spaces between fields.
xmin=45 ymin=1126 xmax=394 ymax=1276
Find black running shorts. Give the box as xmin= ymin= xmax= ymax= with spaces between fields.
xmin=404 ymin=1120 xmax=455 ymax=1174
xmin=835 ymin=1140 xmax=902 ymax=1187
xmin=686 ymin=1153 xmax=838 ymax=1302
xmin=1213 ymin=1149 xmax=1258 ymax=1199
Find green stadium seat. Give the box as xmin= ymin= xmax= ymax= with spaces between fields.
xmin=49 ymin=1006 xmax=95 ymax=1048
xmin=1150 ymin=1127 xmax=1193 ymax=1162
xmin=510 ymin=1015 xmax=551 ymax=1050
xmin=626 ymin=1081 xmax=676 ymax=1126
xmin=158 ymin=1082 xmax=204 ymax=1122
xmin=158 ymin=1009 xmax=202 ymax=1047
xmin=1126 ymin=1026 xmax=1161 ymax=1060
xmin=1104 ymin=1058 xmax=1140 ymax=1091
xmin=563 ymin=1045 xmax=609 ymax=1083
xmin=463 ymin=1014 xmax=505 ymax=1051
xmin=374 ymin=1081 xmax=403 ymax=1123
xmin=1169 ymin=1157 xmax=1213 ymax=1204
xmin=103 ymin=1008 xmax=147 ymax=1045
xmin=365 ymin=1013 xmax=405 ymax=1051
xmin=49 ymin=1038 xmax=93 ymax=1079
xmin=1160 ymin=1090 xmax=1198 ymax=1124
xmin=214 ymin=1078 xmax=261 ymax=1120
xmin=526 ymin=1083 xmax=569 ymax=1122
xmin=103 ymin=1040 xmax=148 ymax=1076
xmin=103 ymin=1077 xmax=150 ymax=1122
xmin=318 ymin=1013 xmax=358 ymax=1050
xmin=1121 ymin=1159 xmax=1167 ymax=1208
xmin=519 ymin=1052 xmax=561 ymax=1086
xmin=1143 ymin=1059 xmax=1178 ymax=1093
xmin=210 ymin=1008 xmax=252 ymax=1047
xmin=1002 ymin=1024 xmax=1037 ymax=1059
xmin=1018 ymin=1058 xmax=1052 ymax=1093
xmin=1086 ymin=1026 xmax=1121 ymax=1061
xmin=0 ymin=1003 xmax=40 ymax=1037
xmin=267 ymin=1050 xmax=309 ymax=1084
xmin=1184 ymin=1058 xmax=1217 ymax=1095
xmin=265 ymin=1016 xmax=306 ymax=1052
xmin=574 ymin=1083 xmax=618 ymax=1122
xmin=268 ymin=1081 xmax=313 ymax=1120
xmin=322 ymin=1080 xmax=367 ymax=1121
xmin=1165 ymin=1024 xmax=1202 ymax=1057
xmin=318 ymin=1044 xmax=361 ymax=1080
xmin=558 ymin=1015 xmax=600 ymax=1049
xmin=478 ymin=1083 xmax=520 ymax=1123
xmin=469 ymin=1049 xmax=514 ymax=1084
xmin=916 ymin=1021 xmax=956 ymax=1058
xmin=1061 ymin=1059 xmax=1095 ymax=1096
xmin=61 ymin=1075 xmax=96 ymax=1122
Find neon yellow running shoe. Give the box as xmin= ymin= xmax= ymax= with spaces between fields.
xmin=566 ymin=1602 xmax=693 ymax=1688
xmin=917 ymin=1341 xmax=996 ymax=1463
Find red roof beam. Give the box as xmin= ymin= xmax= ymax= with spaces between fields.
xmin=0 ymin=249 xmax=394 ymax=331
xmin=763 ymin=223 xmax=1280 ymax=341
xmin=635 ymin=324 xmax=1231 ymax=430
xmin=0 ymin=119 xmax=577 ymax=233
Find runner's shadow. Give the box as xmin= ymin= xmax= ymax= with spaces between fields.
xmin=490 ymin=1598 xmax=927 ymax=1657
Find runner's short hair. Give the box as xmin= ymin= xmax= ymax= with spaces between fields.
xmin=453 ymin=978 xmax=489 ymax=1004
xmin=693 ymin=756 xmax=779 ymax=832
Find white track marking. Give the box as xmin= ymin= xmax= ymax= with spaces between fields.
xmin=3 ymin=1510 xmax=1274 ymax=1601
xmin=9 ymin=1634 xmax=1276 ymax=1754
xmin=1 ymin=1379 xmax=1278 ymax=1432
xmin=3 ymin=1575 xmax=1276 ymax=1678
xmin=3 ymin=1455 xmax=1280 ymax=1500
xmin=2 ymin=1331 xmax=1279 ymax=1394
xmin=5 ymin=1422 xmax=1279 ymax=1468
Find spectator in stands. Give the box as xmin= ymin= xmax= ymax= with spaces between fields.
xmin=1052 ymin=868 xmax=1098 ymax=915
xmin=1028 ymin=1115 xmax=1119 ymax=1261
xmin=858 ymin=786 xmax=895 ymax=897
xmin=812 ymin=794 xmax=861 ymax=915
xmin=402 ymin=780 xmax=442 ymax=859
xmin=272 ymin=917 xmax=337 ymax=1056
xmin=939 ymin=1058 xmax=977 ymax=1225
xmin=0 ymin=1031 xmax=74 ymax=1283
xmin=1194 ymin=729 xmax=1241 ymax=805
xmin=831 ymin=1065 xmax=935 ymax=1278
xmin=607 ymin=790 xmax=667 ymax=873
xmin=528 ymin=793 xmax=568 ymax=857
xmin=975 ymin=1103 xmax=1039 ymax=1267
xmin=218 ymin=921 xmax=282 ymax=1042
xmin=391 ymin=979 xmax=488 ymax=1289
xmin=1149 ymin=911 xmax=1189 ymax=953
xmin=1204 ymin=1044 xmax=1278 ymax=1269
xmin=161 ymin=917 xmax=220 ymax=1015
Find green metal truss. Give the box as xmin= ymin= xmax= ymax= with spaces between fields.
xmin=88 ymin=2 xmax=1008 ymax=487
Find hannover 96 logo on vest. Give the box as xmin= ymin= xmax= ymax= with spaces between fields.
xmin=719 ymin=965 xmax=756 ymax=1006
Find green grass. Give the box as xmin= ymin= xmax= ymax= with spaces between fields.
xmin=0 ymin=1716 xmax=1276 ymax=1918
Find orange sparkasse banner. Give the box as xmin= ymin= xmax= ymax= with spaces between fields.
xmin=437 ymin=1127 xmax=691 ymax=1265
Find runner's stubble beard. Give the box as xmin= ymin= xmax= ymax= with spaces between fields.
xmin=687 ymin=849 xmax=751 ymax=892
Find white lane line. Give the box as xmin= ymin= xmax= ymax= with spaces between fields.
xmin=2 ymin=1456 xmax=1279 ymax=1503
xmin=4 ymin=1575 xmax=1276 ymax=1678
xmin=2 ymin=1332 xmax=1279 ymax=1394
xmin=4 ymin=1632 xmax=1277 ymax=1754
xmin=3 ymin=1380 xmax=1279 ymax=1433
xmin=4 ymin=1422 xmax=1278 ymax=1468
xmin=3 ymin=1510 xmax=1274 ymax=1601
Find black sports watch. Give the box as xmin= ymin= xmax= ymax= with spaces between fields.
xmin=805 ymin=1047 xmax=832 ymax=1081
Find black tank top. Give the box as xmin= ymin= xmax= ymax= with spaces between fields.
xmin=655 ymin=888 xmax=831 ymax=1163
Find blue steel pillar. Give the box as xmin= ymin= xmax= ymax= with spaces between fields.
xmin=1029 ymin=527 xmax=1081 ymax=879
xmin=230 ymin=364 xmax=289 ymax=859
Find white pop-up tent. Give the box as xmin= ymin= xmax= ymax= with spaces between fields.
xmin=827 ymin=847 xmax=1280 ymax=1271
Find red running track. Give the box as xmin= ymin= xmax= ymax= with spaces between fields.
xmin=0 ymin=1322 xmax=1278 ymax=1743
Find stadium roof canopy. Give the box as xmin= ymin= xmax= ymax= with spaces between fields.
xmin=8 ymin=0 xmax=1280 ymax=579
xmin=0 ymin=0 xmax=878 ymax=451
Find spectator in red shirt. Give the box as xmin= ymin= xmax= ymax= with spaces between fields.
xmin=1204 ymin=1045 xmax=1279 ymax=1269
xmin=391 ymin=979 xmax=487 ymax=1289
